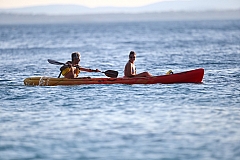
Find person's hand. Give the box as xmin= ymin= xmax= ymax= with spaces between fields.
xmin=75 ymin=64 xmax=81 ymax=69
xmin=66 ymin=62 xmax=72 ymax=67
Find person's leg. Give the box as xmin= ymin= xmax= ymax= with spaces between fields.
xmin=136 ymin=72 xmax=152 ymax=77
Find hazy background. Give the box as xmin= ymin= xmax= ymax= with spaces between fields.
xmin=0 ymin=0 xmax=239 ymax=24
xmin=0 ymin=0 xmax=163 ymax=8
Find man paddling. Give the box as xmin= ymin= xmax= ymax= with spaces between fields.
xmin=60 ymin=52 xmax=100 ymax=78
xmin=124 ymin=51 xmax=152 ymax=78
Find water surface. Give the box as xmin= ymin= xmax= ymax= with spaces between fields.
xmin=0 ymin=20 xmax=240 ymax=160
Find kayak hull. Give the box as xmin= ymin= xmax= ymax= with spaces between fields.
xmin=24 ymin=68 xmax=204 ymax=86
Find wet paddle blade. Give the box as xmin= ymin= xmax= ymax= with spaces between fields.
xmin=48 ymin=59 xmax=65 ymax=65
xmin=103 ymin=70 xmax=118 ymax=78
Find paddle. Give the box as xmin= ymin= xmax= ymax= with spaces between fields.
xmin=47 ymin=59 xmax=118 ymax=78
xmin=48 ymin=59 xmax=66 ymax=65
xmin=102 ymin=70 xmax=118 ymax=78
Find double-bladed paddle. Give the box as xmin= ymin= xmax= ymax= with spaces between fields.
xmin=47 ymin=59 xmax=118 ymax=78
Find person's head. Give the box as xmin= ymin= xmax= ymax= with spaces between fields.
xmin=71 ymin=52 xmax=80 ymax=64
xmin=129 ymin=51 xmax=136 ymax=63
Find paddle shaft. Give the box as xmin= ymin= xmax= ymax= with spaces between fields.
xmin=48 ymin=59 xmax=118 ymax=78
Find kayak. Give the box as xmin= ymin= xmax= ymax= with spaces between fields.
xmin=24 ymin=68 xmax=204 ymax=86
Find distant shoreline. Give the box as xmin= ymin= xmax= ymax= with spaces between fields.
xmin=1 ymin=10 xmax=239 ymax=24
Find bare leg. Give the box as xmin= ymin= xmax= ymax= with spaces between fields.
xmin=135 ymin=72 xmax=152 ymax=77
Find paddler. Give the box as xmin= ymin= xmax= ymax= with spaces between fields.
xmin=60 ymin=52 xmax=100 ymax=78
xmin=124 ymin=51 xmax=152 ymax=78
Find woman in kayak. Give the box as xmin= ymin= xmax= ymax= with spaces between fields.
xmin=60 ymin=52 xmax=100 ymax=79
xmin=124 ymin=51 xmax=152 ymax=78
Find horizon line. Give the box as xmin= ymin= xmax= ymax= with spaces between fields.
xmin=0 ymin=1 xmax=168 ymax=9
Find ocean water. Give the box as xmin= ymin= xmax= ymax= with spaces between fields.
xmin=0 ymin=20 xmax=240 ymax=160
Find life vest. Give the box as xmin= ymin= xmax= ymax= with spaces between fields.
xmin=60 ymin=65 xmax=80 ymax=77
xmin=75 ymin=67 xmax=80 ymax=76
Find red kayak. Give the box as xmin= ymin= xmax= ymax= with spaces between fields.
xmin=24 ymin=68 xmax=204 ymax=86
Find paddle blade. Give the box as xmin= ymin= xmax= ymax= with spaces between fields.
xmin=103 ymin=70 xmax=118 ymax=78
xmin=48 ymin=59 xmax=65 ymax=65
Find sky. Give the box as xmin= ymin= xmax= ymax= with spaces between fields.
xmin=0 ymin=0 xmax=169 ymax=8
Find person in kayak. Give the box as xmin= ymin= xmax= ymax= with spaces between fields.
xmin=60 ymin=52 xmax=100 ymax=78
xmin=124 ymin=51 xmax=152 ymax=78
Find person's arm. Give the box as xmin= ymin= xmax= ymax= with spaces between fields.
xmin=79 ymin=67 xmax=100 ymax=72
xmin=124 ymin=62 xmax=135 ymax=77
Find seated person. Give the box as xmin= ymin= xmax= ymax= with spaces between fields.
xmin=124 ymin=51 xmax=152 ymax=78
xmin=60 ymin=52 xmax=100 ymax=78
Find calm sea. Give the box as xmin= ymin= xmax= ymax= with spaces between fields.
xmin=0 ymin=20 xmax=240 ymax=160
